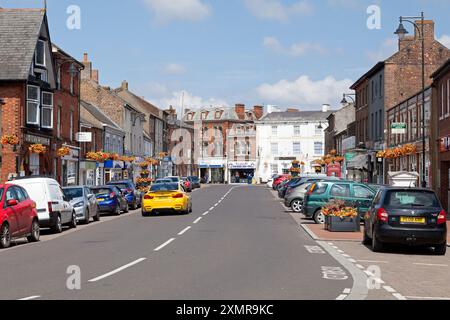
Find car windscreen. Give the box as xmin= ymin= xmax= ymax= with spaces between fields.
xmin=150 ymin=183 xmax=179 ymax=192
xmin=92 ymin=188 xmax=112 ymax=196
xmin=385 ymin=190 xmax=440 ymax=208
xmin=63 ymin=188 xmax=83 ymax=201
xmin=168 ymin=177 xmax=179 ymax=182
xmin=189 ymin=177 xmax=200 ymax=182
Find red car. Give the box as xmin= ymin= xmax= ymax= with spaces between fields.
xmin=0 ymin=184 xmax=40 ymax=249
xmin=181 ymin=178 xmax=192 ymax=192
xmin=272 ymin=175 xmax=291 ymax=190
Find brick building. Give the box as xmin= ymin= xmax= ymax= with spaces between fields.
xmin=0 ymin=9 xmax=57 ymax=181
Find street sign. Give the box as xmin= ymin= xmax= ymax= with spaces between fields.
xmin=76 ymin=132 xmax=92 ymax=142
xmin=391 ymin=123 xmax=407 ymax=134
xmin=345 ymin=153 xmax=356 ymax=162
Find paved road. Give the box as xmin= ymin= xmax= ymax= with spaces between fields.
xmin=0 ymin=185 xmax=354 ymax=300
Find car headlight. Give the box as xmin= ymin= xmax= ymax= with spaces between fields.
xmin=74 ymin=202 xmax=84 ymax=208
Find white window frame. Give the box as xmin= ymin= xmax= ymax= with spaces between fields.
xmin=26 ymin=85 xmax=40 ymax=125
xmin=57 ymin=106 xmax=61 ymax=138
xmin=294 ymin=126 xmax=301 ymax=136
xmin=314 ymin=142 xmax=324 ymax=155
xmin=35 ymin=40 xmax=46 ymax=67
xmin=271 ymin=143 xmax=278 ymax=156
xmin=446 ymin=79 xmax=450 ymax=118
xmin=293 ymin=142 xmax=301 ymax=155
xmin=34 ymin=68 xmax=48 ymax=82
xmin=271 ymin=126 xmax=278 ymax=136
xmin=441 ymin=83 xmax=445 ymax=120
xmin=41 ymin=92 xmax=53 ymax=129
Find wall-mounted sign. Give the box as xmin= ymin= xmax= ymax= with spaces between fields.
xmin=24 ymin=134 xmax=50 ymax=146
xmin=76 ymin=132 xmax=92 ymax=143
xmin=228 ymin=162 xmax=256 ymax=169
xmin=391 ymin=123 xmax=407 ymax=134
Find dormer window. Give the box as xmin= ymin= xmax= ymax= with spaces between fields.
xmin=215 ymin=111 xmax=221 ymax=119
xmin=201 ymin=112 xmax=208 ymax=120
xmin=35 ymin=40 xmax=46 ymax=67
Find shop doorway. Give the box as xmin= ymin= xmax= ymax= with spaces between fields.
xmin=231 ymin=169 xmax=255 ymax=184
xmin=211 ymin=168 xmax=224 ymax=184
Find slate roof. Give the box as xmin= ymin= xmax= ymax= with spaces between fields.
xmin=0 ymin=9 xmax=45 ymax=80
xmin=259 ymin=110 xmax=335 ymax=122
xmin=114 ymin=88 xmax=163 ymax=120
xmin=80 ymin=100 xmax=124 ymax=132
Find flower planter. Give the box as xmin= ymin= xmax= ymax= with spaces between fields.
xmin=325 ymin=216 xmax=360 ymax=232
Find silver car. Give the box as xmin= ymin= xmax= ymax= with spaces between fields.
xmin=63 ymin=186 xmax=100 ymax=224
xmin=284 ymin=182 xmax=314 ymax=213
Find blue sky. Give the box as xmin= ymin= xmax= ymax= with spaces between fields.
xmin=3 ymin=0 xmax=450 ymax=112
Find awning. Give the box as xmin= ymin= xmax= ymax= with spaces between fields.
xmin=346 ymin=154 xmax=368 ymax=170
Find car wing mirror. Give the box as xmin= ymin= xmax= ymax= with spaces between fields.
xmin=7 ymin=199 xmax=18 ymax=207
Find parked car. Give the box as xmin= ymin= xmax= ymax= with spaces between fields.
xmin=272 ymin=175 xmax=291 ymax=190
xmin=0 ymin=184 xmax=40 ymax=248
xmin=279 ymin=175 xmax=333 ymax=199
xmin=7 ymin=178 xmax=76 ymax=233
xmin=91 ymin=186 xmax=129 ymax=215
xmin=363 ymin=187 xmax=447 ymax=255
xmin=63 ymin=186 xmax=100 ymax=224
xmin=107 ymin=180 xmax=141 ymax=210
xmin=181 ymin=177 xmax=192 ymax=192
xmin=187 ymin=176 xmax=201 ymax=189
xmin=278 ymin=177 xmax=302 ymax=198
xmin=142 ymin=182 xmax=192 ymax=216
xmin=154 ymin=179 xmax=173 ymax=184
xmin=266 ymin=174 xmax=279 ymax=188
xmin=303 ymin=180 xmax=377 ymax=224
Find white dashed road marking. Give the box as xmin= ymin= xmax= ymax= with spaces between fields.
xmin=154 ymin=238 xmax=176 ymax=252
xmin=193 ymin=217 xmax=202 ymax=224
xmin=88 ymin=258 xmax=147 ymax=282
xmin=18 ymin=296 xmax=41 ymax=301
xmin=178 ymin=227 xmax=191 ymax=236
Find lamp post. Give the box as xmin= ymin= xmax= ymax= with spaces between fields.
xmin=341 ymin=93 xmax=356 ymax=106
xmin=395 ymin=12 xmax=427 ymax=188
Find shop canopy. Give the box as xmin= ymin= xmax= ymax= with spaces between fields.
xmin=346 ymin=154 xmax=369 ymax=170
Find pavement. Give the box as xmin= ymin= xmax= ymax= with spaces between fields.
xmin=272 ymin=188 xmax=450 ymax=301
xmin=0 ymin=184 xmax=356 ymax=300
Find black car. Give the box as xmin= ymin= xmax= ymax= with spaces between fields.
xmin=107 ymin=180 xmax=141 ymax=210
xmin=187 ymin=176 xmax=201 ymax=189
xmin=278 ymin=178 xmax=302 ymax=198
xmin=363 ymin=187 xmax=447 ymax=255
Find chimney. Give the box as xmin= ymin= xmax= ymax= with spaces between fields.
xmin=235 ymin=104 xmax=245 ymax=119
xmin=322 ymin=104 xmax=330 ymax=113
xmin=121 ymin=80 xmax=128 ymax=91
xmin=92 ymin=70 xmax=99 ymax=83
xmin=253 ymin=105 xmax=264 ymax=119
xmin=81 ymin=52 xmax=92 ymax=80
xmin=83 ymin=53 xmax=88 ymax=62
xmin=415 ymin=20 xmax=435 ymax=40
xmin=287 ymin=108 xmax=299 ymax=113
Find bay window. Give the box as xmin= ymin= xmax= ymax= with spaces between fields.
xmin=27 ymin=85 xmax=40 ymax=125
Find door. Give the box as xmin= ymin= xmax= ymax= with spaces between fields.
xmin=3 ymin=188 xmax=20 ymax=237
xmin=50 ymin=184 xmax=71 ymax=224
xmin=352 ymin=185 xmax=376 ymax=217
xmin=13 ymin=187 xmax=33 ymax=235
xmin=329 ymin=183 xmax=352 ymax=205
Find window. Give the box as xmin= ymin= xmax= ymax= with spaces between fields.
xmin=29 ymin=153 xmax=40 ymax=176
xmin=354 ymin=185 xmax=374 ymax=198
xmin=35 ymin=69 xmax=48 ymax=82
xmin=447 ymin=79 xmax=450 ymax=117
xmin=41 ymin=92 xmax=53 ymax=129
xmin=314 ymin=142 xmax=323 ymax=155
xmin=35 ymin=40 xmax=45 ymax=66
xmin=69 ymin=111 xmax=74 ymax=141
xmin=27 ymin=85 xmax=40 ymax=125
xmin=315 ymin=125 xmax=322 ymax=135
xmin=330 ymin=184 xmax=351 ymax=197
xmin=271 ymin=126 xmax=278 ymax=135
xmin=70 ymin=73 xmax=74 ymax=95
xmin=294 ymin=126 xmax=301 ymax=136
xmin=271 ymin=143 xmax=278 ymax=155
xmin=441 ymin=83 xmax=445 ymax=119
xmin=56 ymin=66 xmax=61 ymax=90
xmin=293 ymin=142 xmax=301 ymax=155
xmin=57 ymin=106 xmax=61 ymax=138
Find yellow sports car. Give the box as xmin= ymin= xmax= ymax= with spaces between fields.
xmin=142 ymin=182 xmax=192 ymax=216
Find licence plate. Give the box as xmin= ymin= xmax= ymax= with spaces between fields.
xmin=97 ymin=199 xmax=105 ymax=202
xmin=400 ymin=217 xmax=426 ymax=224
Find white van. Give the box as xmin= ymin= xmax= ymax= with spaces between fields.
xmin=6 ymin=178 xmax=76 ymax=233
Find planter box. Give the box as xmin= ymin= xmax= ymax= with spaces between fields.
xmin=325 ymin=216 xmax=360 ymax=232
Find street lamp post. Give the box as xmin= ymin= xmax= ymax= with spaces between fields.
xmin=341 ymin=93 xmax=356 ymax=106
xmin=395 ymin=12 xmax=427 ymax=188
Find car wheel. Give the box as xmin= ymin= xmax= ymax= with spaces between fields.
xmin=84 ymin=208 xmax=90 ymax=225
xmin=314 ymin=210 xmax=326 ymax=224
xmin=189 ymin=203 xmax=193 ymax=213
xmin=27 ymin=219 xmax=40 ymax=243
xmin=142 ymin=210 xmax=150 ymax=217
xmin=115 ymin=206 xmax=121 ymax=216
xmin=434 ymin=243 xmax=447 ymax=256
xmin=52 ymin=215 xmax=63 ymax=234
xmin=70 ymin=211 xmax=77 ymax=229
xmin=362 ymin=227 xmax=371 ymax=245
xmin=124 ymin=203 xmax=129 ymax=213
xmin=291 ymin=200 xmax=303 ymax=213
xmin=94 ymin=209 xmax=100 ymax=222
xmin=0 ymin=223 xmax=11 ymax=249
xmin=371 ymin=230 xmax=383 ymax=252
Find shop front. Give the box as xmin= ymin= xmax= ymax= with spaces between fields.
xmin=198 ymin=159 xmax=226 ymax=184
xmin=79 ymin=160 xmax=97 ymax=186
xmin=104 ymin=160 xmax=125 ymax=183
xmin=60 ymin=146 xmax=80 ymax=187
xmin=439 ymin=135 xmax=450 ymax=211
xmin=228 ymin=161 xmax=256 ymax=184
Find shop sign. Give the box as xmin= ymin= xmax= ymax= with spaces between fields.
xmin=76 ymin=132 xmax=92 ymax=142
xmin=440 ymin=136 xmax=450 ymax=153
xmin=104 ymin=160 xmax=124 ymax=169
xmin=342 ymin=136 xmax=356 ymax=152
xmin=391 ymin=123 xmax=407 ymax=134
xmin=228 ymin=162 xmax=256 ymax=169
xmin=24 ymin=134 xmax=50 ymax=146
xmin=345 ymin=153 xmax=356 ymax=162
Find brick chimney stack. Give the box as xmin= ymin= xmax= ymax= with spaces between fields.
xmin=121 ymin=80 xmax=128 ymax=91
xmin=81 ymin=52 xmax=99 ymax=83
xmin=253 ymin=105 xmax=264 ymax=119
xmin=235 ymin=103 xmax=245 ymax=119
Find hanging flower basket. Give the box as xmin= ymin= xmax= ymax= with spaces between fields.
xmin=29 ymin=144 xmax=46 ymax=154
xmin=1 ymin=134 xmax=19 ymax=146
xmin=57 ymin=147 xmax=71 ymax=157
xmin=109 ymin=153 xmax=120 ymax=161
xmin=119 ymin=156 xmax=136 ymax=163
xmin=87 ymin=151 xmax=110 ymax=162
xmin=136 ymin=177 xmax=152 ymax=185
xmin=137 ymin=161 xmax=150 ymax=168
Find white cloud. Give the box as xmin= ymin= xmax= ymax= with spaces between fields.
xmin=163 ymin=63 xmax=187 ymax=75
xmin=263 ymin=36 xmax=329 ymax=56
xmin=143 ymin=0 xmax=211 ymax=24
xmin=438 ymin=35 xmax=450 ymax=48
xmin=256 ymin=75 xmax=353 ymax=109
xmin=244 ymin=0 xmax=312 ymax=22
xmin=367 ymin=37 xmax=397 ymax=62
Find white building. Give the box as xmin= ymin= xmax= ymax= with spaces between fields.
xmin=255 ymin=108 xmax=333 ymax=183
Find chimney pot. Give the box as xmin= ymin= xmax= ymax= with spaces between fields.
xmin=122 ymin=80 xmax=128 ymax=91
xmin=83 ymin=53 xmax=88 ymax=62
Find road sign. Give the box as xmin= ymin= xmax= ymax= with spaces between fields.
xmin=391 ymin=123 xmax=407 ymax=134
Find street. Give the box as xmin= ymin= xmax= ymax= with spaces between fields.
xmin=0 ymin=185 xmax=353 ymax=300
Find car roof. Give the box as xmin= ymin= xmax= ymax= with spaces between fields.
xmin=91 ymin=185 xmax=115 ymax=189
xmin=107 ymin=180 xmax=133 ymax=184
xmin=379 ymin=187 xmax=436 ymax=192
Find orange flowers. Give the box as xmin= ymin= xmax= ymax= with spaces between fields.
xmin=136 ymin=178 xmax=152 ymax=184
xmin=1 ymin=134 xmax=19 ymax=146
xmin=322 ymin=200 xmax=358 ymax=219
xmin=57 ymin=147 xmax=70 ymax=157
xmin=29 ymin=144 xmax=46 ymax=154
xmin=377 ymin=144 xmax=417 ymax=159
xmin=86 ymin=151 xmax=110 ymax=162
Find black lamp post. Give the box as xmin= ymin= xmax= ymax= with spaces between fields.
xmin=395 ymin=12 xmax=427 ymax=188
xmin=341 ymin=93 xmax=356 ymax=106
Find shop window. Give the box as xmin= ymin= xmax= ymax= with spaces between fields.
xmin=271 ymin=164 xmax=278 ymax=175
xmin=29 ymin=153 xmax=40 ymax=176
